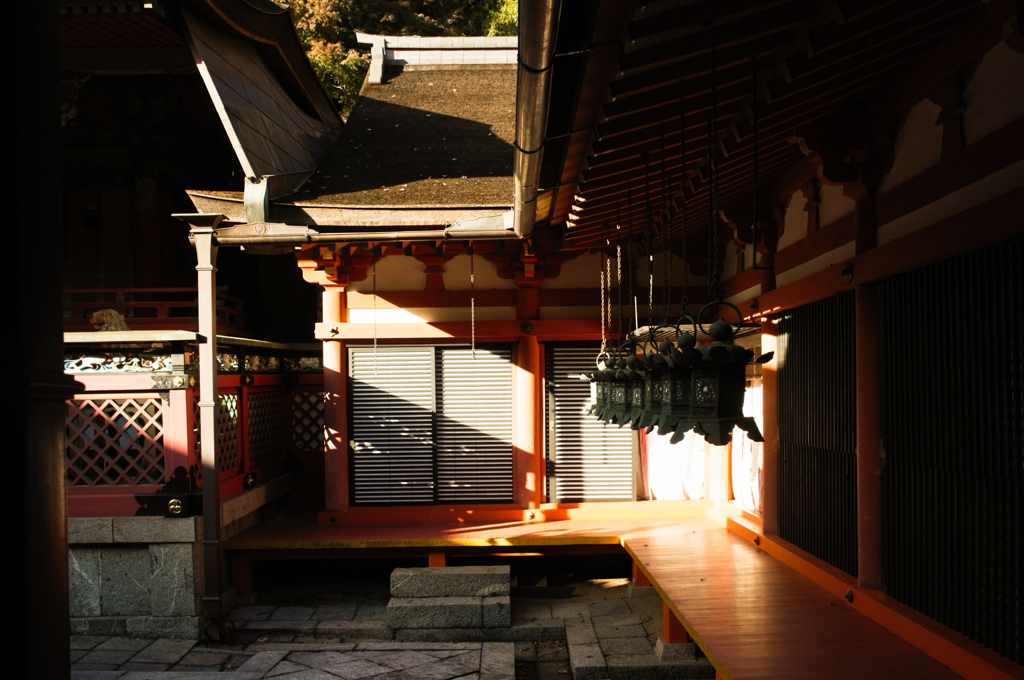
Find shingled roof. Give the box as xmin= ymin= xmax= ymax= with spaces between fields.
xmin=187 ymin=33 xmax=519 ymax=233
xmin=291 ymin=63 xmax=516 ymax=208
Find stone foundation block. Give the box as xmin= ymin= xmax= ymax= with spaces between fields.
xmin=483 ymin=595 xmax=512 ymax=627
xmin=654 ymin=637 xmax=697 ymax=661
xmin=390 ymin=565 xmax=510 ymax=598
xmin=386 ymin=596 xmax=482 ymax=629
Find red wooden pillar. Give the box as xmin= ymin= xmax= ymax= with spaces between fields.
xmin=322 ymin=286 xmax=349 ymax=515
xmin=632 ymin=561 xmax=651 ymax=587
xmin=514 ymin=334 xmax=543 ymax=508
xmin=856 ymin=283 xmax=883 ymax=589
xmin=663 ymin=602 xmax=689 ymax=643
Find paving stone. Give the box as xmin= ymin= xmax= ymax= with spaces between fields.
xmin=354 ymin=642 xmax=478 ymax=651
xmin=226 ymin=653 xmax=257 ymax=669
xmin=70 ymin=618 xmax=128 ymax=637
xmin=177 ymin=649 xmax=231 ymax=666
xmin=322 ymin=657 xmax=392 ymax=678
xmin=130 ymin=638 xmax=196 ymax=664
xmin=535 ymin=640 xmax=568 ymax=662
xmin=70 ymin=649 xmax=90 ymax=663
xmin=391 ymin=565 xmax=510 ymax=598
xmin=567 ymin=643 xmax=606 ymax=680
xmin=125 ymin=616 xmax=201 ymax=639
xmin=592 ymin=622 xmax=647 ymax=639
xmin=70 ymin=635 xmax=110 ymax=650
xmin=346 ymin=649 xmax=442 ymax=669
xmin=516 ymin=661 xmax=539 ymax=680
xmin=548 ymin=601 xmax=590 ymax=622
xmin=69 ymin=662 xmax=124 ymax=672
xmin=268 ymin=665 xmax=338 ymax=680
xmin=95 ymin=638 xmax=151 ymax=652
xmin=244 ymin=619 xmax=317 ymax=632
xmin=387 ymin=596 xmax=482 ymax=629
xmin=535 ymin=660 xmax=571 ymax=680
xmin=270 ymin=606 xmax=316 ymax=621
xmin=118 ymin=661 xmax=171 ymax=672
xmin=235 ymin=650 xmax=288 ymax=674
xmin=592 ymin=613 xmax=641 ymax=628
xmin=564 ymin=622 xmax=597 ymax=645
xmin=80 ymin=649 xmax=136 ymax=666
xmin=356 ymin=604 xmax=387 ymax=621
xmin=589 ymin=601 xmax=630 ymax=617
xmin=315 ymin=603 xmax=357 ymax=620
xmin=512 ymin=603 xmax=552 ymax=621
xmin=316 ymin=619 xmax=394 ymax=639
xmin=228 ymin=605 xmax=277 ymax=621
xmin=514 ymin=642 xmax=536 ymax=662
xmin=599 ymin=636 xmax=653 ymax=656
xmin=480 ymin=641 xmax=515 ymax=680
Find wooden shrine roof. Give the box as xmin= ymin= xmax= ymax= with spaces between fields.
xmin=288 ymin=65 xmax=516 ymax=209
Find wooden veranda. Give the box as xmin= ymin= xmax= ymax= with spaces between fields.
xmin=224 ymin=504 xmax=1018 ymax=680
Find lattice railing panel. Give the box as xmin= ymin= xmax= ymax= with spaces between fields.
xmin=292 ymin=390 xmax=324 ymax=452
xmin=248 ymin=389 xmax=280 ymax=463
xmin=66 ymin=397 xmax=165 ymax=485
xmin=217 ymin=392 xmax=241 ymax=472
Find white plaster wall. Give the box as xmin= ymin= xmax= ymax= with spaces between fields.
xmin=777 ymin=192 xmax=808 ymax=250
xmin=774 ymin=242 xmax=856 ymax=289
xmin=819 ymin=183 xmax=855 ymax=227
xmin=878 ymin=99 xmax=943 ymax=194
xmin=878 ymin=158 xmax=1024 ymax=244
xmin=346 ymin=254 xmax=425 ymax=292
xmin=349 ymin=305 xmax=516 ymax=323
xmin=444 ymin=253 xmax=518 ymax=290
xmin=964 ymin=41 xmax=1024 ymax=146
xmin=541 ymin=251 xmax=601 ymax=288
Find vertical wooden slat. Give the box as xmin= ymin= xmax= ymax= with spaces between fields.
xmin=777 ymin=291 xmax=858 ymax=576
xmin=880 ymin=235 xmax=1022 ymax=665
xmin=546 ymin=345 xmax=635 ymax=502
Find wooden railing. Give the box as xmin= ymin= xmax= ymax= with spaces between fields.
xmin=64 ymin=332 xmax=323 ymax=516
xmin=63 ymin=287 xmax=246 ymax=333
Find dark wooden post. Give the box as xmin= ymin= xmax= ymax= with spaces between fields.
xmin=856 ymin=283 xmax=883 ymax=589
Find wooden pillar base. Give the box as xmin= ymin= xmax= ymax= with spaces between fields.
xmin=663 ymin=601 xmax=690 ymax=644
xmin=632 ymin=561 xmax=652 ymax=587
xmin=428 ymin=551 xmax=447 ymax=567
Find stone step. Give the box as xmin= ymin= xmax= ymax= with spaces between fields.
xmin=390 ymin=565 xmax=511 ymax=598
xmin=386 ymin=595 xmax=511 ymax=629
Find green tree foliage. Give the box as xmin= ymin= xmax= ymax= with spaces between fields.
xmin=284 ymin=1 xmax=517 ymax=116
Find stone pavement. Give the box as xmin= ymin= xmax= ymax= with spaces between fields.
xmin=70 ymin=578 xmax=715 ymax=679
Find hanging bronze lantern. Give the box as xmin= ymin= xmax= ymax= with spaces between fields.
xmin=687 ymin=302 xmax=772 ymax=445
xmin=656 ymin=324 xmax=703 ymax=443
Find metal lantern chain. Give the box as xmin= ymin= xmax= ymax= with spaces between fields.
xmin=469 ymin=245 xmax=476 ymax=359
xmin=707 ymin=21 xmax=724 ymax=303
xmin=372 ymin=249 xmax=378 ymax=377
